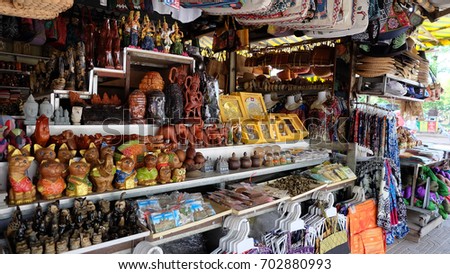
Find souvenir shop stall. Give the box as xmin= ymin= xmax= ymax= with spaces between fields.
xmin=0 ymin=0 xmax=449 ymax=255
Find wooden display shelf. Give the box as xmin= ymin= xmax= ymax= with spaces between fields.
xmin=232 ymin=196 xmax=290 ymax=216
xmin=0 ymin=69 xmax=31 ymax=75
xmin=405 ymin=215 xmax=443 ymax=243
xmin=5 ymin=223 xmax=150 ymax=254
xmin=148 ymin=201 xmax=231 ymax=244
xmin=0 ymin=51 xmax=50 ymax=60
xmin=324 ymin=177 xmax=357 ymax=189
xmin=0 ymin=157 xmax=328 ymax=220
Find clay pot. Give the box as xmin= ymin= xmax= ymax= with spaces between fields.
xmin=251 ymin=151 xmax=263 ymax=167
xmin=228 ymin=152 xmax=240 ymax=170
xmin=240 ymin=152 xmax=252 ymax=169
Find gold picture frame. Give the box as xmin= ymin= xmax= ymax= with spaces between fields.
xmin=219 ymin=95 xmax=246 ymax=122
xmin=258 ymin=120 xmax=277 ymax=143
xmin=242 ymin=121 xmax=264 ymax=144
xmin=288 ymin=114 xmax=309 ymax=139
xmin=238 ymin=92 xmax=267 ymax=119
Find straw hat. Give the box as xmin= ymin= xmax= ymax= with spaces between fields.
xmin=285 ymin=95 xmax=302 ymax=111
xmin=264 ymin=93 xmax=279 ymax=110
xmin=311 ymin=66 xmax=333 ymax=78
xmin=238 ymin=72 xmax=256 ymax=84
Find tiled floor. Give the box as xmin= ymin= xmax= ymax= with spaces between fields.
xmin=387 ymin=220 xmax=450 ymax=254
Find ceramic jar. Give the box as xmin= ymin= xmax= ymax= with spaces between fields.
xmin=129 ymin=89 xmax=147 ymax=122
xmin=228 ymin=152 xmax=240 ymax=170
xmin=251 ymin=151 xmax=263 ymax=167
xmin=240 ymin=152 xmax=252 ymax=169
xmin=147 ymin=91 xmax=167 ymax=125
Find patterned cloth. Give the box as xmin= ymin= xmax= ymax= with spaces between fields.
xmin=357 ymin=158 xmax=409 ymax=245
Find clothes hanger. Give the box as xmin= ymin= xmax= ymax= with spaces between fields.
xmin=211 ymin=215 xmax=240 ymax=254
xmin=230 ymin=219 xmax=254 ymax=254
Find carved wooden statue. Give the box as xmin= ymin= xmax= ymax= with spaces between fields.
xmin=184 ymin=74 xmax=203 ymax=120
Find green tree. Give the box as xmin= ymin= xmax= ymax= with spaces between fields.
xmin=424 ymin=47 xmax=450 ymax=128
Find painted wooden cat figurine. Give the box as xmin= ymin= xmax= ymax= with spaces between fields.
xmin=66 ymin=158 xmax=92 ymax=197
xmin=8 ymin=149 xmax=36 ymax=205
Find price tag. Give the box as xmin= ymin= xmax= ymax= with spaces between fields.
xmin=164 ymin=0 xmax=180 ymax=10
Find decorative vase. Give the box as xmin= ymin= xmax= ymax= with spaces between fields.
xmin=147 ymin=91 xmax=167 ymax=125
xmin=128 ymin=89 xmax=146 ymax=123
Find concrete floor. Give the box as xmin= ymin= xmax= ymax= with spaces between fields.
xmin=387 ymin=220 xmax=450 ymax=254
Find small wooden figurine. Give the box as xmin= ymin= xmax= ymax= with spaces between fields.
xmin=184 ymin=74 xmax=203 ymax=120
xmin=171 ymin=167 xmax=186 ymax=182
xmin=8 ymin=149 xmax=36 ymax=205
xmin=80 ymin=143 xmax=100 ymax=167
xmin=90 ymin=143 xmax=116 ymax=193
xmin=34 ymin=143 xmax=56 ymax=164
xmin=130 ymin=10 xmax=141 ymax=48
xmin=37 ymin=159 xmax=66 ymax=200
xmin=114 ymin=155 xmax=138 ymax=189
xmin=57 ymin=143 xmax=76 ymax=178
xmin=170 ymin=22 xmax=184 ymax=55
xmin=66 ymin=158 xmax=92 ymax=197
xmin=157 ymin=151 xmax=172 ymax=184
xmin=31 ymin=114 xmax=50 ymax=147
xmin=141 ymin=15 xmax=155 ymax=50
xmin=137 ymin=153 xmax=158 ymax=186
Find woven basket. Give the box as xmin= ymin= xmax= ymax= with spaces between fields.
xmin=0 ymin=0 xmax=73 ymax=19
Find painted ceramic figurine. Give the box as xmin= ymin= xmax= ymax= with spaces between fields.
xmin=157 ymin=151 xmax=171 ymax=184
xmin=124 ymin=12 xmax=133 ymax=48
xmin=90 ymin=143 xmax=116 ymax=193
xmin=31 ymin=115 xmax=50 ymax=147
xmin=8 ymin=149 xmax=35 ymax=205
xmin=114 ymin=155 xmax=137 ymax=189
xmin=161 ymin=17 xmax=173 ymax=53
xmin=37 ymin=159 xmax=66 ymax=200
xmin=154 ymin=20 xmax=163 ymax=52
xmin=137 ymin=153 xmax=158 ymax=186
xmin=170 ymin=22 xmax=184 ymax=55
xmin=104 ymin=18 xmax=115 ymax=69
xmin=66 ymin=158 xmax=92 ymax=197
xmin=111 ymin=19 xmax=122 ymax=70
xmin=141 ymin=15 xmax=155 ymax=50
xmin=171 ymin=167 xmax=186 ymax=183
xmin=130 ymin=10 xmax=141 ymax=48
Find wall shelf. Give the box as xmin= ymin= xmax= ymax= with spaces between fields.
xmin=0 ymin=69 xmax=31 ymax=75
xmin=0 ymin=86 xmax=29 ymax=90
xmin=357 ymin=73 xmax=427 ymax=102
xmin=0 ymin=51 xmax=50 ymax=60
